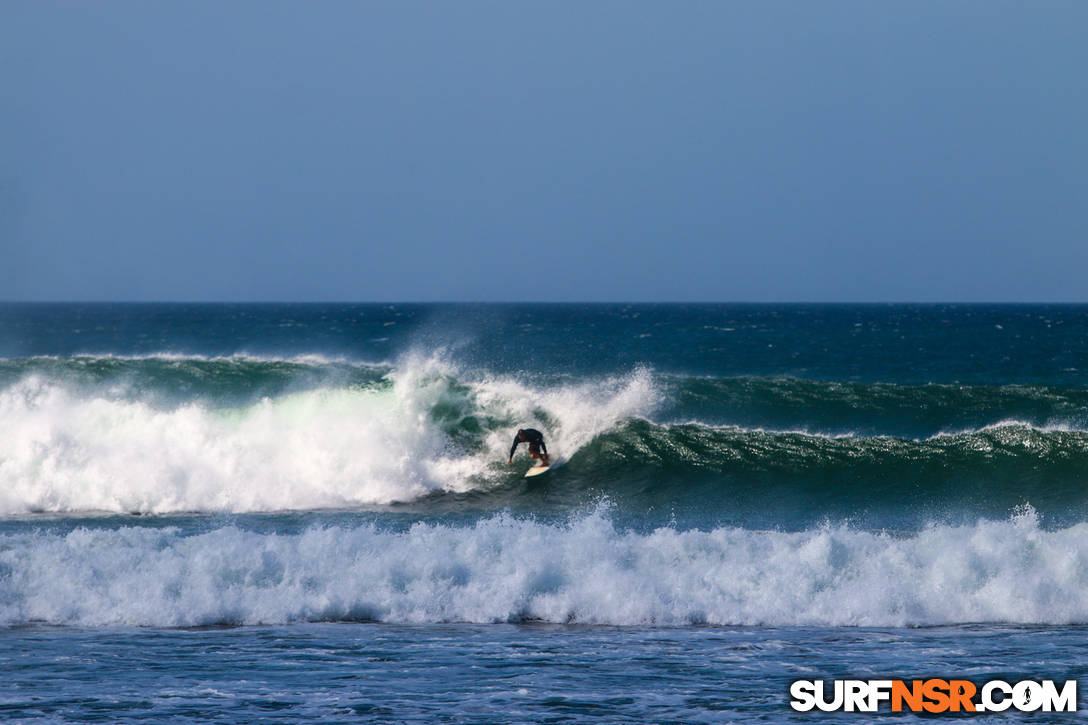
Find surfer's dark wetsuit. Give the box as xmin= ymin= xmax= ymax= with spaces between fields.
xmin=509 ymin=428 xmax=548 ymax=465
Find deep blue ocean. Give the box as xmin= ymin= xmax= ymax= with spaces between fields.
xmin=2 ymin=303 xmax=1088 ymax=722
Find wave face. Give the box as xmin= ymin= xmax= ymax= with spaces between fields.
xmin=1 ymin=507 xmax=1083 ymax=628
xmin=0 ymin=355 xmax=658 ymax=513
xmin=3 ymin=354 xmax=1088 ymax=521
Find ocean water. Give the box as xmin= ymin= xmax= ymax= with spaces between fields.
xmin=2 ymin=303 xmax=1088 ymax=722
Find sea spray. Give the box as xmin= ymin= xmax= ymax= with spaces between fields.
xmin=0 ymin=356 xmax=660 ymax=513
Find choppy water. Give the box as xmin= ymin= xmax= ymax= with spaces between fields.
xmin=2 ymin=303 xmax=1087 ymax=721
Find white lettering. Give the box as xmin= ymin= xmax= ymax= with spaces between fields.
xmin=1013 ymin=680 xmax=1042 ymax=712
xmin=789 ymin=680 xmax=817 ymax=712
xmin=815 ymin=680 xmax=843 ymax=712
xmin=844 ymin=680 xmax=868 ymax=712
xmin=1040 ymin=680 xmax=1077 ymax=712
xmin=981 ymin=680 xmax=1013 ymax=712
xmin=867 ymin=680 xmax=893 ymax=711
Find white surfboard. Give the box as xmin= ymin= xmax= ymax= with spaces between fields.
xmin=525 ymin=459 xmax=563 ymax=478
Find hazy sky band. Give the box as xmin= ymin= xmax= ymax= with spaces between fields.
xmin=2 ymin=1 xmax=1085 ymax=301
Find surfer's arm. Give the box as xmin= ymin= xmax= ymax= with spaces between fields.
xmin=508 ymin=437 xmax=520 ymax=462
xmin=539 ymin=440 xmax=547 ymax=455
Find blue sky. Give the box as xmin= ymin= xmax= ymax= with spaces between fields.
xmin=2 ymin=1 xmax=1085 ymax=302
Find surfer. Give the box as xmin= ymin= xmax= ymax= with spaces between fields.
xmin=508 ymin=428 xmax=549 ymax=466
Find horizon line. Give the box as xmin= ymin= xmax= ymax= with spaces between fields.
xmin=2 ymin=300 xmax=1088 ymax=306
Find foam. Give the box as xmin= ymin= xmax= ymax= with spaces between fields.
xmin=669 ymin=419 xmax=1086 ymax=444
xmin=927 ymin=418 xmax=1080 ymax=439
xmin=671 ymin=422 xmax=865 ymax=440
xmin=2 ymin=506 xmax=1085 ymax=628
xmin=0 ymin=355 xmax=659 ymax=514
xmin=473 ymin=364 xmax=661 ymax=460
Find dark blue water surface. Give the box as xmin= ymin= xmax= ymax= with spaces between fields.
xmin=2 ymin=624 xmax=1086 ymax=724
xmin=4 ymin=302 xmax=1088 ymax=383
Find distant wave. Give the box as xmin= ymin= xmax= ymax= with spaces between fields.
xmin=2 ymin=507 xmax=1085 ymax=628
xmin=660 ymin=374 xmax=1088 ymax=438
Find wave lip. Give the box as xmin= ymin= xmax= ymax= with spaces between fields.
xmin=2 ymin=508 xmax=1085 ymax=628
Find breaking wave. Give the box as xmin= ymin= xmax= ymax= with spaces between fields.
xmin=2 ymin=506 xmax=1084 ymax=628
xmin=2 ymin=354 xmax=1087 ymax=517
xmin=0 ymin=354 xmax=658 ymax=513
